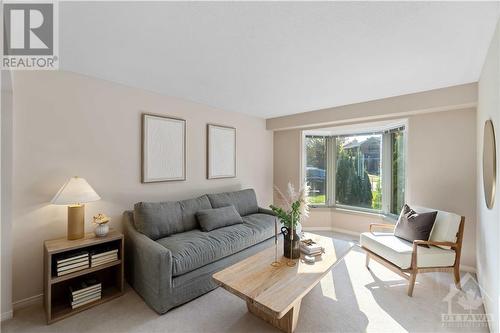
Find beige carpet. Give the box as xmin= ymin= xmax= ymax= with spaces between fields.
xmin=2 ymin=232 xmax=489 ymax=333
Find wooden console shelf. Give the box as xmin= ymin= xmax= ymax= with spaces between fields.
xmin=43 ymin=231 xmax=124 ymax=324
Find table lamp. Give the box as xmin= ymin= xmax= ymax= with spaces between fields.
xmin=51 ymin=176 xmax=101 ymax=240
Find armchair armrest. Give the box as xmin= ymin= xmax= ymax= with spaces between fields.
xmin=258 ymin=207 xmax=276 ymax=216
xmin=410 ymin=239 xmax=459 ymax=270
xmin=412 ymin=240 xmax=457 ymax=248
xmin=123 ymin=211 xmax=173 ymax=309
xmin=369 ymin=223 xmax=395 ymax=233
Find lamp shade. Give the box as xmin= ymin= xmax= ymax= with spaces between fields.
xmin=51 ymin=177 xmax=101 ymax=205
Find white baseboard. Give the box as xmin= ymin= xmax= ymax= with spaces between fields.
xmin=1 ymin=310 xmax=13 ymax=321
xmin=460 ymin=265 xmax=476 ymax=273
xmin=12 ymin=293 xmax=43 ymax=311
xmin=0 ymin=294 xmax=43 ymax=321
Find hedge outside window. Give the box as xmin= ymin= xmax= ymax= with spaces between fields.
xmin=335 ymin=134 xmax=382 ymax=210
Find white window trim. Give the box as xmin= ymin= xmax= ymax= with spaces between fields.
xmin=302 ymin=119 xmax=408 ymax=217
xmin=382 ymin=133 xmax=392 ymax=213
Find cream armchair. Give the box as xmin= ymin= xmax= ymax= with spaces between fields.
xmin=360 ymin=206 xmax=465 ymax=296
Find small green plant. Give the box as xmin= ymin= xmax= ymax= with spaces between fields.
xmin=270 ymin=201 xmax=301 ymax=228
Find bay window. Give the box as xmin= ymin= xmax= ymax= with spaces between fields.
xmin=304 ymin=124 xmax=406 ymax=216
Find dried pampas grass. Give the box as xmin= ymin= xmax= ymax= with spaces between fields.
xmin=273 ymin=182 xmax=310 ymax=223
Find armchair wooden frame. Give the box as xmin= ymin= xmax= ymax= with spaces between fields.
xmin=362 ymin=217 xmax=465 ymax=297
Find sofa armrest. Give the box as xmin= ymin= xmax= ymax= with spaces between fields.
xmin=123 ymin=211 xmax=173 ymax=301
xmin=258 ymin=207 xmax=276 ymax=216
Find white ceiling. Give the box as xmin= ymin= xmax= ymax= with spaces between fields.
xmin=60 ymin=1 xmax=500 ymax=119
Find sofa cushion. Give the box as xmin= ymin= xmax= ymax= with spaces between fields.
xmin=207 ymin=189 xmax=259 ymax=217
xmin=241 ymin=213 xmax=277 ymax=233
xmin=180 ymin=195 xmax=213 ymax=231
xmin=133 ymin=201 xmax=183 ymax=240
xmin=393 ymin=204 xmax=437 ymax=246
xmin=197 ymin=205 xmax=243 ymax=232
xmin=156 ymin=213 xmax=275 ymax=276
xmin=360 ymin=231 xmax=456 ymax=269
xmin=134 ymin=195 xmax=212 ymax=240
xmin=412 ymin=206 xmax=462 ymax=250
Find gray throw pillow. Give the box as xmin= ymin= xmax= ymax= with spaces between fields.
xmin=393 ymin=204 xmax=437 ymax=246
xmin=196 ymin=205 xmax=243 ymax=232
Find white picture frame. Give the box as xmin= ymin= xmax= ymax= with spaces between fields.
xmin=142 ymin=113 xmax=186 ymax=183
xmin=207 ymin=124 xmax=236 ymax=179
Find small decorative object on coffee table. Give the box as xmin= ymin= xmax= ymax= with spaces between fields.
xmin=270 ymin=182 xmax=310 ymax=265
xmin=282 ymin=225 xmax=299 ymax=266
xmin=271 ymin=218 xmax=282 ymax=267
xmin=93 ymin=213 xmax=110 ymax=237
xmin=300 ymin=238 xmax=324 ymax=256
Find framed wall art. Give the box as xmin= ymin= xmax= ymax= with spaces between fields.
xmin=207 ymin=124 xmax=236 ymax=179
xmin=142 ymin=113 xmax=186 ymax=183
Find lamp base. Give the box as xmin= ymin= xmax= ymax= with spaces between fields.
xmin=67 ymin=205 xmax=85 ymax=240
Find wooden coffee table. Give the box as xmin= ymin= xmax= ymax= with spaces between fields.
xmin=212 ymin=232 xmax=351 ymax=333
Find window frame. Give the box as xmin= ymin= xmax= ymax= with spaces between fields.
xmin=302 ymin=123 xmax=407 ymax=217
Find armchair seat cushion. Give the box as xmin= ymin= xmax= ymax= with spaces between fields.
xmin=156 ymin=213 xmax=275 ymax=276
xmin=360 ymin=232 xmax=456 ymax=269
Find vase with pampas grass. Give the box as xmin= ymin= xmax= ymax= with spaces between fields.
xmin=270 ymin=182 xmax=310 ymax=260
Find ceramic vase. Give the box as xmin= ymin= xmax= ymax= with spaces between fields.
xmin=281 ymin=227 xmax=301 ymax=259
xmin=94 ymin=223 xmax=109 ymax=237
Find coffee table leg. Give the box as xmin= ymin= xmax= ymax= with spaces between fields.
xmin=247 ymin=300 xmax=302 ymax=333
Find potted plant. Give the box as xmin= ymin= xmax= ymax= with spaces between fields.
xmin=270 ymin=183 xmax=310 ymax=259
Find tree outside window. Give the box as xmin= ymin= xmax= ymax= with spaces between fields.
xmin=335 ymin=135 xmax=381 ymax=210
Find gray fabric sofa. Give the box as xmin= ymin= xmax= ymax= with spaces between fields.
xmin=123 ymin=189 xmax=276 ymax=314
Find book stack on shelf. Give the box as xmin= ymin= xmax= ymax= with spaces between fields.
xmin=69 ymin=277 xmax=101 ymax=309
xmin=300 ymin=239 xmax=324 ymax=256
xmin=91 ymin=248 xmax=118 ymax=268
xmin=56 ymin=252 xmax=90 ymax=276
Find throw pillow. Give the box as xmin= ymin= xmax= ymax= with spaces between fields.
xmin=196 ymin=205 xmax=243 ymax=232
xmin=393 ymin=204 xmax=437 ymax=246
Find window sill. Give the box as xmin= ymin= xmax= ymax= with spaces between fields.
xmin=334 ymin=206 xmax=385 ymax=218
xmin=309 ymin=205 xmax=397 ymax=222
xmin=308 ymin=205 xmax=332 ymax=210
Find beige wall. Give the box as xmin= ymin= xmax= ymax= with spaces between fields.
xmin=274 ymin=108 xmax=477 ymax=269
xmin=10 ymin=71 xmax=273 ymax=303
xmin=1 ymin=71 xmax=13 ymax=320
xmin=267 ymin=83 xmax=477 ymax=131
xmin=477 ymin=19 xmax=500 ymax=333
xmin=407 ymin=110 xmax=476 ymax=267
